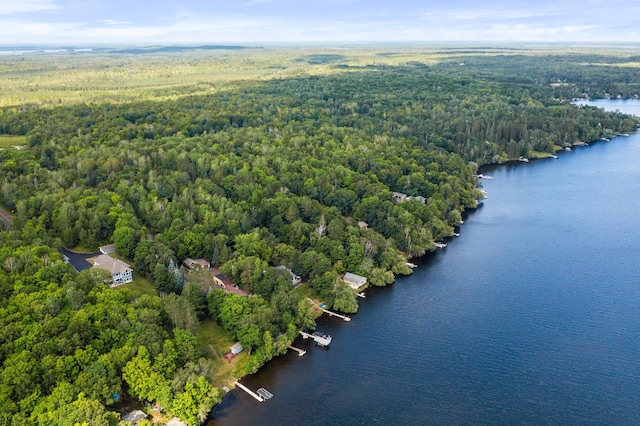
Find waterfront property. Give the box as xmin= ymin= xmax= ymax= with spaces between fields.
xmin=343 ymin=272 xmax=367 ymax=290
xmin=276 ymin=265 xmax=302 ymax=288
xmin=92 ymin=254 xmax=133 ymax=286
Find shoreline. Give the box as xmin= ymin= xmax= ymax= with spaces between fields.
xmin=209 ymin=110 xmax=640 ymax=421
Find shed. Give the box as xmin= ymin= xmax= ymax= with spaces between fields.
xmin=343 ymin=272 xmax=367 ymax=290
xmin=230 ymin=342 xmax=244 ymax=355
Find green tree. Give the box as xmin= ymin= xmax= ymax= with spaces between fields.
xmin=171 ymin=376 xmax=222 ymax=426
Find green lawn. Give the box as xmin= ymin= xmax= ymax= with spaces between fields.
xmin=197 ymin=319 xmax=246 ymax=387
xmin=0 ymin=135 xmax=27 ymax=148
xmin=295 ymin=282 xmax=320 ymax=302
xmin=118 ymin=275 xmax=156 ymax=296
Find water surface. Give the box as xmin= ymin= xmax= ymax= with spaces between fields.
xmin=210 ymin=100 xmax=640 ymax=425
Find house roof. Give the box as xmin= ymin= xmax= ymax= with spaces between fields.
xmin=99 ymin=243 xmax=116 ymax=253
xmin=211 ymin=267 xmax=234 ymax=286
xmin=92 ymin=254 xmax=131 ymax=275
xmin=183 ymin=258 xmax=210 ymax=269
xmin=122 ymin=410 xmax=147 ymax=424
xmin=343 ymin=272 xmax=367 ymax=286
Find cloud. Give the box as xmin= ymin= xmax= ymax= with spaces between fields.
xmin=100 ymin=19 xmax=134 ymax=25
xmin=0 ymin=0 xmax=60 ymax=15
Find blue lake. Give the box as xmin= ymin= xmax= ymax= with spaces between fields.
xmin=209 ymin=100 xmax=640 ymax=425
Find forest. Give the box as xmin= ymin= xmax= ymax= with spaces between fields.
xmin=0 ymin=45 xmax=638 ymax=425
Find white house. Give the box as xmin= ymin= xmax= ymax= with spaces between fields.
xmin=343 ymin=272 xmax=367 ymax=290
xmin=92 ymin=254 xmax=133 ymax=286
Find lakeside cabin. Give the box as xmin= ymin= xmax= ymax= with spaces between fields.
xmin=92 ymin=254 xmax=133 ymax=286
xmin=343 ymin=272 xmax=367 ymax=290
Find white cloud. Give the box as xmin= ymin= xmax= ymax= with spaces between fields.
xmin=0 ymin=0 xmax=59 ymax=15
xmin=100 ymin=19 xmax=134 ymax=25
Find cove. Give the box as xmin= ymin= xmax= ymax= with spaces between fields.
xmin=209 ymin=100 xmax=640 ymax=425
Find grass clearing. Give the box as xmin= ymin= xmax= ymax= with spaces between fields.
xmin=0 ymin=135 xmax=27 ymax=148
xmin=198 ymin=318 xmax=246 ymax=387
xmin=119 ymin=274 xmax=156 ymax=296
xmin=295 ymin=282 xmax=322 ymax=303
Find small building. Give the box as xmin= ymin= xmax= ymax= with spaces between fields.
xmin=92 ymin=254 xmax=133 ymax=286
xmin=99 ymin=243 xmax=116 ymax=254
xmin=392 ymin=192 xmax=409 ymax=203
xmin=121 ymin=410 xmax=147 ymax=425
xmin=183 ymin=257 xmax=210 ymax=270
xmin=343 ymin=272 xmax=367 ymax=290
xmin=211 ymin=267 xmax=234 ymax=288
xmin=357 ymin=221 xmax=369 ymax=230
xmin=276 ymin=265 xmax=302 ymax=288
xmin=230 ymin=342 xmax=244 ymax=355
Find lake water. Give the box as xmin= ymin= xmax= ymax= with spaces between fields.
xmin=209 ymin=100 xmax=640 ymax=425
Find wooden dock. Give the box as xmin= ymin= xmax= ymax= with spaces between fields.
xmin=307 ymin=298 xmax=351 ymax=321
xmin=288 ymin=345 xmax=306 ymax=356
xmin=299 ymin=331 xmax=332 ymax=347
xmin=234 ymin=381 xmax=264 ymax=402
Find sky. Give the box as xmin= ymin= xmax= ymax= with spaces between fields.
xmin=0 ymin=0 xmax=638 ymax=45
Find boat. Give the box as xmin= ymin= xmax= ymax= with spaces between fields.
xmin=406 ymin=262 xmax=418 ymax=268
xmin=434 ymin=242 xmax=447 ymax=249
xmin=476 ymin=174 xmax=493 ymax=180
xmin=547 ymin=154 xmax=558 ymax=159
xmin=564 ymin=146 xmax=572 ymax=151
xmin=453 ymin=233 xmax=460 ymax=237
xmin=518 ymin=157 xmax=529 ymax=163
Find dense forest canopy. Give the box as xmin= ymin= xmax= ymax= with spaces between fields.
xmin=0 ymin=45 xmax=638 ymax=424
